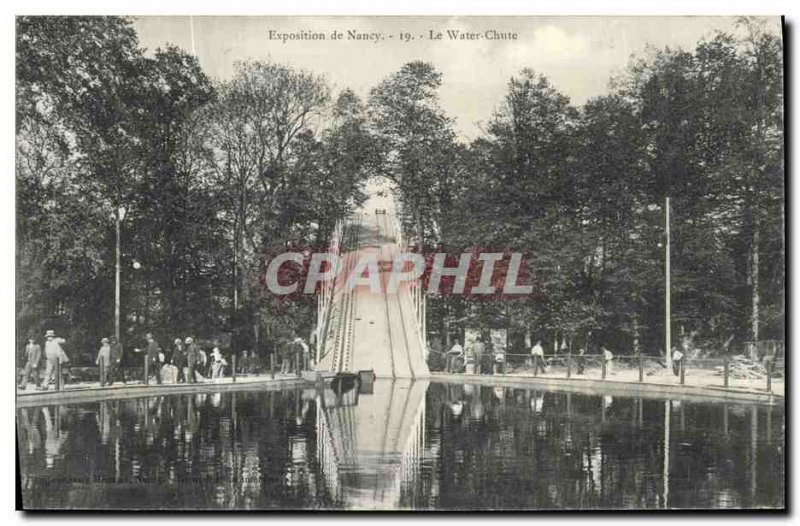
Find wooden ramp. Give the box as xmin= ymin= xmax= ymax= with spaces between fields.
xmin=317 ymin=210 xmax=429 ymax=379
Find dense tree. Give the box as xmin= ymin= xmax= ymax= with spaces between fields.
xmin=16 ymin=16 xmax=146 ymax=358
xmin=16 ymin=20 xmax=365 ymax=362
xmin=16 ymin=17 xmax=783 ymax=364
xmin=369 ymin=61 xmax=458 ymax=248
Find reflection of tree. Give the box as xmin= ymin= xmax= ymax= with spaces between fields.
xmin=17 ymin=389 xmax=334 ymax=509
xmin=16 ymin=386 xmax=783 ymax=509
xmin=426 ymin=384 xmax=783 ymax=510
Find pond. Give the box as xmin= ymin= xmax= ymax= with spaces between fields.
xmin=16 ymin=380 xmax=784 ymax=510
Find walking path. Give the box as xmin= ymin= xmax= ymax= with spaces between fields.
xmin=16 ymin=373 xmax=307 ymax=407
xmin=432 ymin=369 xmax=783 ymax=405
xmin=17 ymin=366 xmax=782 ymax=408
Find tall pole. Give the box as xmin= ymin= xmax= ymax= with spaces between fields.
xmin=665 ymin=196 xmax=672 ymax=372
xmin=663 ymin=400 xmax=671 ymax=509
xmin=189 ymin=16 xmax=197 ymax=56
xmin=115 ymin=212 xmax=121 ymax=343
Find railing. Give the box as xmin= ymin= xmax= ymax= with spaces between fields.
xmin=328 ymin=214 xmax=362 ymax=373
xmin=392 ymin=209 xmax=427 ymax=364
xmin=17 ymin=352 xmax=315 ymax=391
xmin=432 ymin=351 xmax=784 ymax=393
xmin=316 ymin=219 xmax=345 ymax=365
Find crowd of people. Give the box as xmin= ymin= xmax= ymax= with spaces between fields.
xmin=441 ymin=335 xmax=695 ymax=379
xmin=17 ymin=329 xmax=313 ymax=391
xmin=442 ymin=336 xmax=618 ymax=377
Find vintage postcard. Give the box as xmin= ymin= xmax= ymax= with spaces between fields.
xmin=15 ymin=15 xmax=784 ymax=510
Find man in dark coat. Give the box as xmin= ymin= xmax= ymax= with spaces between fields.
xmin=137 ymin=333 xmax=163 ymax=384
xmin=471 ymin=335 xmax=486 ymax=375
xmin=172 ymin=338 xmax=187 ymax=383
xmin=185 ymin=337 xmax=200 ymax=383
xmin=18 ymin=338 xmax=41 ymax=389
xmin=108 ymin=336 xmax=126 ymax=385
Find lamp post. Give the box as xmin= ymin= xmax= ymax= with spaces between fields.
xmin=115 ymin=206 xmax=127 ymax=343
xmin=664 ymin=197 xmax=672 ymax=372
xmin=652 ymin=199 xmax=672 ymax=372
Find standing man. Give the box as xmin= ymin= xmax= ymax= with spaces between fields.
xmin=294 ymin=337 xmax=310 ymax=372
xmin=472 ymin=335 xmax=486 ymax=375
xmin=671 ymin=347 xmax=684 ymax=376
xmin=173 ymin=338 xmax=186 ymax=383
xmin=492 ymin=346 xmax=506 ymax=375
xmin=602 ymin=346 xmax=615 ymax=376
xmin=198 ymin=347 xmax=209 ymax=378
xmin=574 ymin=347 xmax=586 ymax=375
xmin=280 ymin=339 xmax=294 ymax=375
xmin=446 ymin=340 xmax=464 ymax=373
xmin=108 ymin=336 xmax=126 ymax=385
xmin=210 ymin=347 xmax=228 ymax=379
xmin=18 ymin=338 xmax=41 ymax=390
xmin=530 ymin=339 xmax=546 ymax=375
xmin=42 ymin=330 xmax=68 ymax=389
xmin=136 ymin=333 xmax=163 ymax=385
xmin=185 ymin=337 xmax=200 ymax=383
xmin=240 ymin=350 xmax=250 ymax=375
xmin=96 ymin=337 xmax=112 ymax=387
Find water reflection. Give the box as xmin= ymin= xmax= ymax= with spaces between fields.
xmin=316 ymin=379 xmax=428 ymax=509
xmin=16 ymin=382 xmax=783 ymax=510
xmin=431 ymin=384 xmax=783 ymax=510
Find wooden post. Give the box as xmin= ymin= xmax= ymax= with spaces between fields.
xmin=766 ymin=361 xmax=772 ymax=392
xmin=724 ymin=357 xmax=729 ymax=388
xmin=232 ymin=354 xmax=237 ymax=383
xmin=566 ymin=349 xmax=572 ymax=379
xmin=638 ymin=355 xmax=644 ymax=382
xmin=270 ymin=354 xmax=275 ymax=379
xmin=680 ymin=358 xmax=685 ymax=385
xmin=56 ymin=357 xmax=62 ymax=391
xmin=602 ymin=359 xmax=607 ymax=380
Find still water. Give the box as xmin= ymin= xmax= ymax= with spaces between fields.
xmin=17 ymin=380 xmax=784 ymax=510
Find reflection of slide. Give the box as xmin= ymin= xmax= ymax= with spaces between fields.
xmin=317 ymin=205 xmax=430 ymax=378
xmin=316 ymin=379 xmax=429 ymax=509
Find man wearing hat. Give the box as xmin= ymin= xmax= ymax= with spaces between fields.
xmin=42 ymin=330 xmax=68 ymax=389
xmin=145 ymin=333 xmax=163 ymax=384
xmin=209 ymin=346 xmax=228 ymax=379
xmin=18 ymin=337 xmax=41 ymax=390
xmin=135 ymin=333 xmax=163 ymax=384
xmin=172 ymin=338 xmax=187 ymax=383
xmin=185 ymin=337 xmax=200 ymax=383
xmin=95 ymin=337 xmax=112 ymax=387
xmin=108 ymin=336 xmax=126 ymax=385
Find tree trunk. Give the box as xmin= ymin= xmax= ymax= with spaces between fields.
xmin=751 ymin=216 xmax=760 ymax=342
xmin=233 ymin=227 xmax=239 ymax=312
xmin=239 ymin=226 xmax=250 ymax=307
